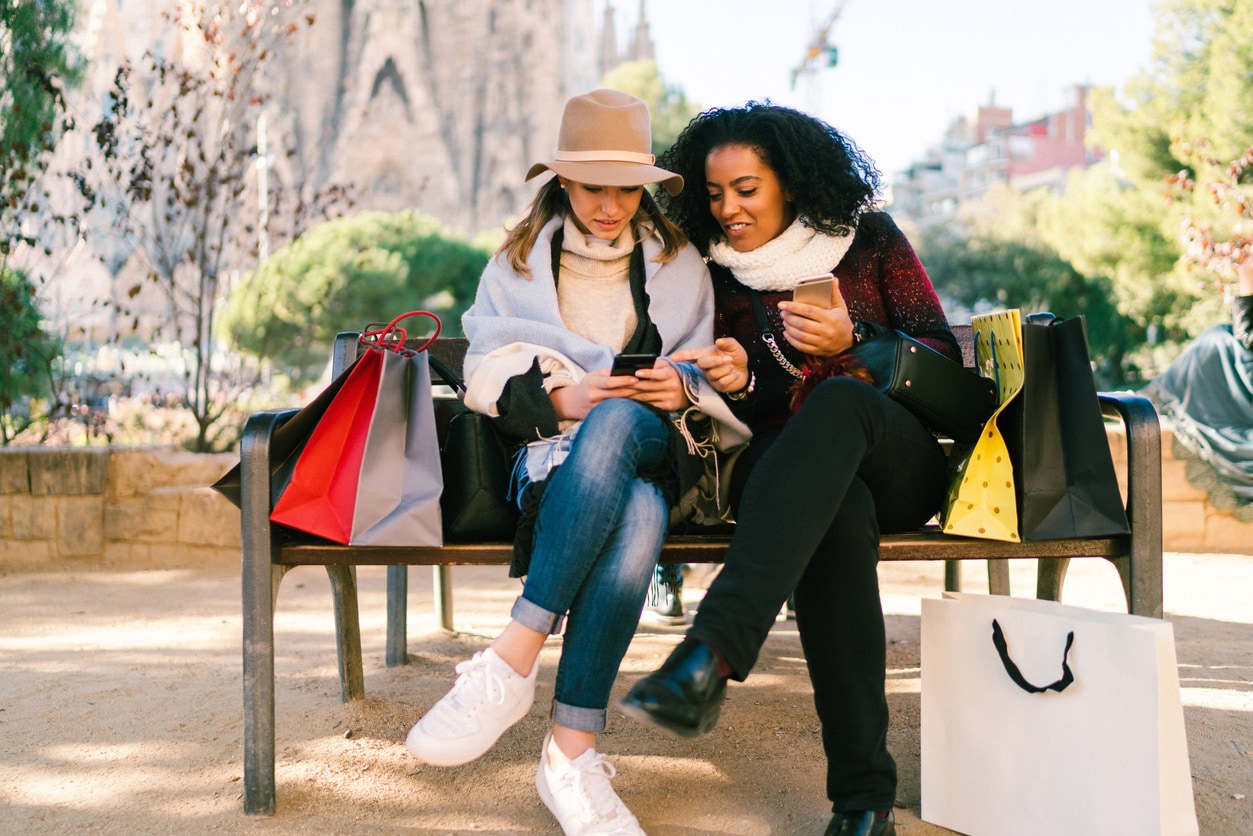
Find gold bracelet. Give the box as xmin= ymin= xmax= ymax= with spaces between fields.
xmin=726 ymin=371 xmax=755 ymax=401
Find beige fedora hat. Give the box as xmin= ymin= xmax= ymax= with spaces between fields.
xmin=526 ymin=89 xmax=684 ymax=196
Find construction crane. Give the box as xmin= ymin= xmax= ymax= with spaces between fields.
xmin=789 ymin=0 xmax=850 ymax=111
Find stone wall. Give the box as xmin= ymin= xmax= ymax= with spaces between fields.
xmin=1152 ymin=428 xmax=1251 ymax=553
xmin=0 ymin=447 xmax=240 ymax=571
xmin=0 ymin=431 xmax=1248 ymax=572
xmin=1098 ymin=425 xmax=1247 ymax=554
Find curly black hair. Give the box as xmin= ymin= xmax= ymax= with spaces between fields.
xmin=656 ymin=102 xmax=882 ymax=254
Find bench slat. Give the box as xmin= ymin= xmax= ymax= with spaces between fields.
xmin=274 ymin=530 xmax=1131 ymax=566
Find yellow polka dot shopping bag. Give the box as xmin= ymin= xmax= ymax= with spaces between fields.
xmin=939 ymin=309 xmax=1024 ymax=541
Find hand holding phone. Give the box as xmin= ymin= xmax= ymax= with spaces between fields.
xmin=792 ymin=273 xmax=835 ymax=308
xmin=610 ymin=353 xmax=658 ymax=376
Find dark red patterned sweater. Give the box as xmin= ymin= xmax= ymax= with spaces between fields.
xmin=711 ymin=212 xmax=958 ymax=430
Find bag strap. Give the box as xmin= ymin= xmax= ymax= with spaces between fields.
xmin=428 ymin=354 xmax=465 ymax=393
xmin=746 ymin=288 xmax=805 ymax=379
xmin=550 ymin=225 xmax=661 ymax=355
xmin=360 ymin=310 xmax=442 ymax=354
xmin=991 ymin=618 xmax=1075 ymax=694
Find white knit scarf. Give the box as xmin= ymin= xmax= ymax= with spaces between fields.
xmin=708 ymin=216 xmax=856 ymax=291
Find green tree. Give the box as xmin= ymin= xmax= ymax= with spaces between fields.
xmin=0 ymin=267 xmax=62 ymax=444
xmin=69 ymin=1 xmax=346 ymax=451
xmin=0 ymin=0 xmax=82 ymax=267
xmin=1051 ymin=0 xmax=1253 ymax=359
xmin=221 ymin=210 xmax=492 ymax=382
xmin=917 ymin=184 xmax=1134 ymax=385
xmin=0 ymin=0 xmax=81 ymax=442
xmin=600 ymin=60 xmax=701 ymax=158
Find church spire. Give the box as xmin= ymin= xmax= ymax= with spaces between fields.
xmin=597 ymin=2 xmax=619 ymax=79
xmin=628 ymin=0 xmax=655 ymax=62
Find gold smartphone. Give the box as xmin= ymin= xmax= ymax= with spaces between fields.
xmin=792 ymin=274 xmax=835 ymax=308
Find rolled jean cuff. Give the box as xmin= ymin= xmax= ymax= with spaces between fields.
xmin=511 ymin=595 xmax=565 ymax=635
xmin=552 ymin=700 xmax=607 ymax=733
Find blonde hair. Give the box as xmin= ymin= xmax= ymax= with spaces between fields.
xmin=497 ymin=178 xmax=688 ymax=277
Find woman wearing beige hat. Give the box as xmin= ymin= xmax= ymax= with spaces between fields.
xmin=404 ymin=89 xmax=747 ymax=836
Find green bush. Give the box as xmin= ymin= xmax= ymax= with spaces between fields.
xmin=221 ymin=210 xmax=493 ymax=382
xmin=0 ymin=268 xmax=62 ymax=443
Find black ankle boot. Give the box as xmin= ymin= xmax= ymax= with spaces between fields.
xmin=824 ymin=810 xmax=895 ymax=836
xmin=618 ymin=636 xmax=727 ymax=737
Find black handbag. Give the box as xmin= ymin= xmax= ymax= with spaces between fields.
xmin=428 ymin=356 xmax=520 ymax=542
xmin=850 ymin=322 xmax=998 ymax=443
xmin=745 ymin=287 xmax=995 ymax=442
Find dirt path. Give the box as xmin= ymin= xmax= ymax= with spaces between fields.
xmin=1 ymin=553 xmax=1249 ymax=834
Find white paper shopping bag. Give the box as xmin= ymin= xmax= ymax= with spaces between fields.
xmin=921 ymin=592 xmax=1197 ymax=836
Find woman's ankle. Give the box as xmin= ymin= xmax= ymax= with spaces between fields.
xmin=491 ymin=622 xmax=546 ymax=676
xmin=549 ymin=725 xmax=595 ymax=765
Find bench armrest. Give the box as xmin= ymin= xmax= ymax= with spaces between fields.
xmin=240 ymin=408 xmax=300 ymax=561
xmin=1097 ymin=391 xmax=1162 ymax=519
xmin=239 ymin=411 xmax=300 ymax=513
xmin=1098 ymin=391 xmax=1163 ymax=617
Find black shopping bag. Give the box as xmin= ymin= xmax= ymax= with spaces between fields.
xmin=1001 ymin=314 xmax=1129 ymax=540
xmin=212 ymin=359 xmax=357 ymax=510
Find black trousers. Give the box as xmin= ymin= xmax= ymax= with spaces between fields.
xmin=690 ymin=376 xmax=949 ymax=813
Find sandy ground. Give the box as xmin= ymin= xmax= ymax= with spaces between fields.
xmin=1 ymin=553 xmax=1250 ymax=835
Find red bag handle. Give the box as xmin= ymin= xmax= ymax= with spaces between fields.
xmin=360 ymin=310 xmax=442 ymax=354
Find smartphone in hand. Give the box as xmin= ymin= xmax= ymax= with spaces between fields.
xmin=792 ymin=274 xmax=835 ymax=308
xmin=610 ymin=353 xmax=658 ymax=375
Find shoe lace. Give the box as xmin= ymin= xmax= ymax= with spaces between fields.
xmin=451 ymin=653 xmax=508 ymax=705
xmin=570 ymin=752 xmax=634 ymax=830
xmin=422 ymin=653 xmax=509 ymax=735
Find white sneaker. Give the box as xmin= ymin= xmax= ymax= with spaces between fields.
xmin=536 ymin=733 xmax=646 ymax=835
xmin=405 ymin=648 xmax=537 ymax=766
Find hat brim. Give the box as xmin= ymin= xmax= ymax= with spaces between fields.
xmin=526 ymin=160 xmax=684 ymax=196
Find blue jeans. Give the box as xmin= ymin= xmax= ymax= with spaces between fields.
xmin=510 ymin=398 xmax=671 ymax=732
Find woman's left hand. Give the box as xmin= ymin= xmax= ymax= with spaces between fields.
xmin=622 ymin=359 xmax=691 ymax=412
xmin=778 ymin=277 xmax=855 ymax=356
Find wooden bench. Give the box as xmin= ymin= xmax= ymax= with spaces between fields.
xmin=236 ymin=325 xmax=1163 ymax=815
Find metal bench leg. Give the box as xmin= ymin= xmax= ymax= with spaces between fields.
xmin=1037 ymin=556 xmax=1070 ymax=602
xmin=944 ymin=559 xmax=961 ymax=592
xmin=240 ymin=443 xmax=283 ymax=817
xmin=434 ymin=565 xmax=454 ymax=631
xmin=987 ymin=559 xmax=1010 ymax=595
xmin=326 ymin=565 xmax=365 ymax=702
xmin=243 ymin=556 xmax=284 ymax=816
xmin=1124 ymin=545 xmax=1163 ymax=619
xmin=386 ymin=565 xmax=408 ymax=666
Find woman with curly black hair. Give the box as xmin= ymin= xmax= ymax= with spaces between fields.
xmin=619 ymin=103 xmax=960 ymax=836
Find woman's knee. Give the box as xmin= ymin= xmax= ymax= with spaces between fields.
xmin=584 ymin=397 xmax=651 ymax=427
xmin=580 ymin=399 xmax=662 ymax=443
xmin=611 ymin=481 xmax=668 ymax=574
xmin=622 ymin=477 xmax=668 ymax=531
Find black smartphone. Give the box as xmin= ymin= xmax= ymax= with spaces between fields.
xmin=610 ymin=353 xmax=658 ymax=375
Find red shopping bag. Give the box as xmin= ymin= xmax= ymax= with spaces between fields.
xmin=269 ymin=311 xmax=444 ymax=546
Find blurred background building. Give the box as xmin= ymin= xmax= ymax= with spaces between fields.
xmin=889 ymin=85 xmax=1102 ymax=231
